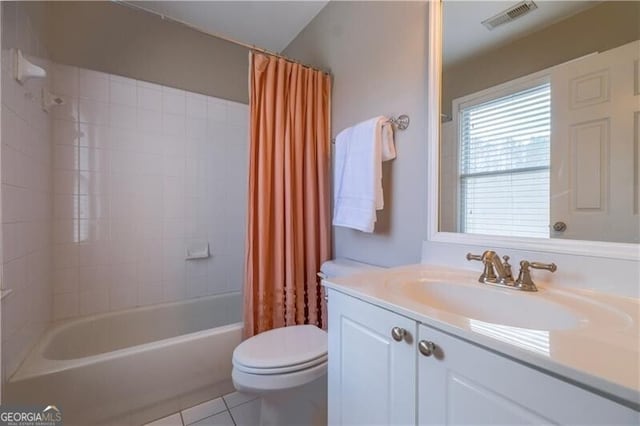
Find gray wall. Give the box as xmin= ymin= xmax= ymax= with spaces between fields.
xmin=442 ymin=1 xmax=640 ymax=117
xmin=41 ymin=1 xmax=249 ymax=103
xmin=284 ymin=2 xmax=429 ymax=266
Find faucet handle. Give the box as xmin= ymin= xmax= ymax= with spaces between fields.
xmin=515 ymin=260 xmax=557 ymax=291
xmin=466 ymin=253 xmax=483 ymax=262
xmin=466 ymin=252 xmax=496 ymax=283
xmin=529 ymin=261 xmax=557 ymax=273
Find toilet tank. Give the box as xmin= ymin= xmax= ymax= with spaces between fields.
xmin=319 ymin=258 xmax=382 ymax=279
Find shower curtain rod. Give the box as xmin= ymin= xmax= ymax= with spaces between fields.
xmin=115 ymin=1 xmax=332 ymax=76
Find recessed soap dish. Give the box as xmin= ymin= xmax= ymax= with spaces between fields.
xmin=185 ymin=242 xmax=210 ymax=260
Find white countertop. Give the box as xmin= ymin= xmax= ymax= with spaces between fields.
xmin=322 ymin=264 xmax=640 ymax=407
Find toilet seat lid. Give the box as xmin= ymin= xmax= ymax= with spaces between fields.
xmin=233 ymin=325 xmax=327 ymax=370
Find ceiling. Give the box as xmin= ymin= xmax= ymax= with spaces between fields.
xmin=128 ymin=1 xmax=328 ymax=52
xmin=443 ymin=1 xmax=601 ymax=67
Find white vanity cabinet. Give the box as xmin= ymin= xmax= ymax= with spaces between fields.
xmin=327 ymin=290 xmax=417 ymax=425
xmin=417 ymin=325 xmax=638 ymax=425
xmin=327 ymin=289 xmax=639 ymax=425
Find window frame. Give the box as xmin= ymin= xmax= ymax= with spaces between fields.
xmin=452 ymin=74 xmax=551 ymax=236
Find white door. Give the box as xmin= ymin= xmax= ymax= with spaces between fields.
xmin=550 ymin=40 xmax=640 ymax=242
xmin=327 ymin=290 xmax=417 ymax=426
xmin=418 ymin=324 xmax=639 ymax=425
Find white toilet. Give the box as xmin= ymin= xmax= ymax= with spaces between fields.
xmin=232 ymin=258 xmax=381 ymax=426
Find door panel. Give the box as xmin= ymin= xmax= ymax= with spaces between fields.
xmin=328 ymin=290 xmax=416 ymax=426
xmin=446 ymin=373 xmax=553 ymax=425
xmin=550 ymin=40 xmax=640 ymax=242
xmin=418 ymin=324 xmax=639 ymax=425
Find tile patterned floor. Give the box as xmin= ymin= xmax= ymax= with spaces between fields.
xmin=145 ymin=391 xmax=260 ymax=426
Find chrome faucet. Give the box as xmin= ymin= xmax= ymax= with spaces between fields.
xmin=466 ymin=251 xmax=557 ymax=292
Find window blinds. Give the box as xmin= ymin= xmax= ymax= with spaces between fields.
xmin=459 ymin=83 xmax=550 ymax=238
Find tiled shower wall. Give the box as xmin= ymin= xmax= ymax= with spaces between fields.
xmin=50 ymin=65 xmax=249 ymax=320
xmin=1 ymin=2 xmax=53 ymax=378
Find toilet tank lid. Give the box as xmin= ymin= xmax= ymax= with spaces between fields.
xmin=319 ymin=258 xmax=382 ymax=278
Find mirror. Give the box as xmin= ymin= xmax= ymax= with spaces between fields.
xmin=438 ymin=1 xmax=640 ymax=244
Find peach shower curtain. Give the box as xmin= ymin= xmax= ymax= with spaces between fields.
xmin=244 ymin=52 xmax=332 ymax=338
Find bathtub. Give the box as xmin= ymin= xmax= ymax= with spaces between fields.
xmin=5 ymin=292 xmax=243 ymax=425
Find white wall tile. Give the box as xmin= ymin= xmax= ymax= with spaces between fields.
xmin=79 ymin=68 xmax=109 ymax=102
xmin=3 ymin=223 xmax=26 ymax=261
xmin=51 ymin=63 xmax=78 ymax=97
xmin=79 ymin=287 xmax=109 ymax=315
xmin=162 ymin=278 xmax=186 ymax=303
xmin=1 ymin=7 xmax=54 ymax=379
xmin=53 ymin=243 xmax=79 ymax=269
xmin=138 ymin=86 xmax=162 ymax=111
xmin=53 ymin=119 xmax=79 ymax=146
xmin=78 ymin=265 xmax=110 ymax=291
xmin=53 ymin=292 xmax=79 ymax=320
xmin=186 ymin=93 xmax=207 ymax=119
xmin=50 ymin=96 xmax=78 ymax=122
xmin=109 ymin=282 xmax=138 ymax=311
xmin=53 ymin=267 xmax=79 ymax=295
xmin=48 ymin=64 xmax=249 ymax=321
xmin=53 ymin=144 xmax=77 ymax=170
xmin=187 ymin=118 xmax=207 ymax=141
xmin=53 ymin=194 xmax=76 ymax=219
xmin=163 ymin=112 xmax=186 ymax=136
xmin=162 ymin=87 xmax=186 ymax=115
xmin=53 ymin=170 xmax=75 ymax=195
xmin=138 ymin=109 xmax=162 ymax=133
xmin=110 ymin=79 xmax=137 ymax=106
xmin=79 ymin=123 xmax=109 ymax=149
xmin=207 ymin=99 xmax=226 ymax=122
xmin=227 ymin=102 xmax=248 ymax=126
xmin=138 ymin=281 xmax=163 ymax=306
xmin=3 ymin=256 xmax=27 ymax=291
xmin=79 ymin=98 xmax=109 ymax=125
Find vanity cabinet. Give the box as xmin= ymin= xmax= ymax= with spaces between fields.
xmin=327 ymin=290 xmax=417 ymax=425
xmin=418 ymin=325 xmax=637 ymax=425
xmin=327 ymin=289 xmax=639 ymax=425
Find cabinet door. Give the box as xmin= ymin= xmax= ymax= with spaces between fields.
xmin=418 ymin=325 xmax=639 ymax=425
xmin=328 ymin=290 xmax=417 ymax=426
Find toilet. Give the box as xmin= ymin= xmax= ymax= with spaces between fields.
xmin=232 ymin=258 xmax=381 ymax=426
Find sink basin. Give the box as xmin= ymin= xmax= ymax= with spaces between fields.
xmin=393 ymin=280 xmax=585 ymax=331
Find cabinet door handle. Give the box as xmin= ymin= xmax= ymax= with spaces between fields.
xmin=418 ymin=340 xmax=436 ymax=356
xmin=391 ymin=327 xmax=406 ymax=342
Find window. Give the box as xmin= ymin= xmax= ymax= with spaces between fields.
xmin=458 ymin=82 xmax=550 ymax=238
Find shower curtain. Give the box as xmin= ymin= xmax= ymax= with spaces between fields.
xmin=244 ymin=52 xmax=332 ymax=338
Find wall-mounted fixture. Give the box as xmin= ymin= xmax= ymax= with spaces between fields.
xmin=13 ymin=48 xmax=46 ymax=84
xmin=41 ymin=89 xmax=65 ymax=112
xmin=185 ymin=242 xmax=210 ymax=260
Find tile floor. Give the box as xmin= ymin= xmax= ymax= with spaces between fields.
xmin=145 ymin=391 xmax=261 ymax=426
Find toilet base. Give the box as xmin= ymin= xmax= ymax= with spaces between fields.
xmin=256 ymin=375 xmax=327 ymax=426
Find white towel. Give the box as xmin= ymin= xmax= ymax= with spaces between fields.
xmin=333 ymin=116 xmax=396 ymax=232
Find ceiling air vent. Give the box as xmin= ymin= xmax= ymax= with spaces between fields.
xmin=482 ymin=1 xmax=538 ymax=31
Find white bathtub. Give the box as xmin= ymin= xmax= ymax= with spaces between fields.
xmin=6 ymin=293 xmax=243 ymax=425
